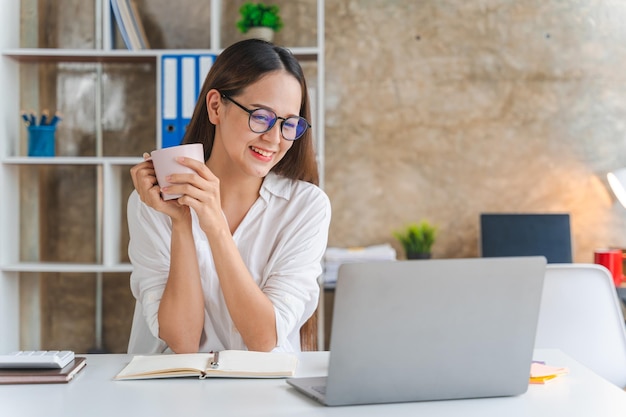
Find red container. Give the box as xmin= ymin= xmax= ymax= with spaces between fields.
xmin=594 ymin=249 xmax=624 ymax=287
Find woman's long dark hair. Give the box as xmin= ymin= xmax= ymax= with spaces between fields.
xmin=182 ymin=39 xmax=319 ymax=186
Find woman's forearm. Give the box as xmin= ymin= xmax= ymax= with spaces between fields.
xmin=208 ymin=227 xmax=277 ymax=351
xmin=158 ymin=217 xmax=205 ymax=353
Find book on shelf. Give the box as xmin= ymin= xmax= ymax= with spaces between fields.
xmin=128 ymin=0 xmax=150 ymax=49
xmin=114 ymin=350 xmax=298 ymax=380
xmin=110 ymin=0 xmax=149 ymax=50
xmin=0 ymin=357 xmax=87 ymax=385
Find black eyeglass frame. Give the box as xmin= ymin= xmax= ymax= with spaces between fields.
xmin=221 ymin=94 xmax=311 ymax=141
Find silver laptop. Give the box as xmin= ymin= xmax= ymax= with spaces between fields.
xmin=287 ymin=256 xmax=547 ymax=406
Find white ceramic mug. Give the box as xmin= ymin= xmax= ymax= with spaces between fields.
xmin=150 ymin=143 xmax=204 ymax=200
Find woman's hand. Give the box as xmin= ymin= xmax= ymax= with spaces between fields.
xmin=163 ymin=157 xmax=228 ymax=234
xmin=129 ymin=153 xmax=189 ymax=220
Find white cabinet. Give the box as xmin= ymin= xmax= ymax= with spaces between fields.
xmin=0 ymin=0 xmax=325 ymax=352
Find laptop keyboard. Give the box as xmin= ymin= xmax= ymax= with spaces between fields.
xmin=312 ymin=385 xmax=326 ymax=395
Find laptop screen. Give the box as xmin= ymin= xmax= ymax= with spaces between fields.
xmin=480 ymin=213 xmax=572 ymax=263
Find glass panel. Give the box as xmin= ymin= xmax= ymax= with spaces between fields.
xmin=40 ymin=272 xmax=97 ymax=351
xmin=137 ymin=0 xmax=212 ymax=49
xmin=302 ymin=61 xmax=318 ymax=89
xmin=19 ymin=62 xmax=98 ymax=157
xmin=55 ymin=63 xmax=98 ymax=156
xmin=102 ymin=63 xmax=157 ymax=157
xmin=21 ymin=0 xmax=96 ymax=49
xmin=19 ymin=165 xmax=97 ymax=264
xmin=38 ymin=272 xmax=134 ymax=353
xmin=19 ymin=62 xmax=157 ymax=158
xmin=103 ymin=272 xmax=135 ymax=353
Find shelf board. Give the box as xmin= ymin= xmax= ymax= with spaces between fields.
xmin=1 ymin=262 xmax=133 ymax=273
xmin=2 ymin=156 xmax=142 ymax=165
xmin=2 ymin=46 xmax=320 ymax=62
xmin=3 ymin=49 xmax=159 ymax=63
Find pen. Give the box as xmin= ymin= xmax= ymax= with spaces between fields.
xmin=20 ymin=111 xmax=31 ymax=126
xmin=28 ymin=110 xmax=36 ymax=126
xmin=49 ymin=111 xmax=62 ymax=127
xmin=39 ymin=109 xmax=49 ymax=126
xmin=210 ymin=351 xmax=219 ymax=369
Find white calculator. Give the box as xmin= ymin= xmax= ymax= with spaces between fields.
xmin=0 ymin=350 xmax=75 ymax=369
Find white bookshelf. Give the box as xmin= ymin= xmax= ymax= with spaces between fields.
xmin=2 ymin=47 xmax=322 ymax=62
xmin=0 ymin=0 xmax=325 ymax=352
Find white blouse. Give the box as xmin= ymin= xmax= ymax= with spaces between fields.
xmin=126 ymin=171 xmax=331 ymax=353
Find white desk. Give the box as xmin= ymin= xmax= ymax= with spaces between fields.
xmin=1 ymin=349 xmax=625 ymax=417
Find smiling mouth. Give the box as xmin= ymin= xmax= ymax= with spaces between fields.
xmin=250 ymin=146 xmax=274 ymax=158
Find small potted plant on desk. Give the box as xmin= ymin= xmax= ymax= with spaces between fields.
xmin=236 ymin=2 xmax=284 ymax=42
xmin=393 ymin=220 xmax=437 ymax=260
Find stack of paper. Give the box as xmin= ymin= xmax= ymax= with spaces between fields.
xmin=529 ymin=361 xmax=569 ymax=384
xmin=323 ymin=244 xmax=397 ymax=286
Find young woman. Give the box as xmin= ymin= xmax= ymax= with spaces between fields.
xmin=127 ymin=39 xmax=330 ymax=354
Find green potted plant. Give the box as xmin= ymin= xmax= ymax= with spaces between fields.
xmin=236 ymin=2 xmax=284 ymax=42
xmin=393 ymin=220 xmax=437 ymax=260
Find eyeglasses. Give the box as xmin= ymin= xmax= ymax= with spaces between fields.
xmin=221 ymin=94 xmax=311 ymax=141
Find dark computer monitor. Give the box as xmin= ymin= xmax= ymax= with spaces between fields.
xmin=479 ymin=213 xmax=573 ymax=263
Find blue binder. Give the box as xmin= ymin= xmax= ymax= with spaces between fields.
xmin=160 ymin=54 xmax=216 ymax=148
xmin=161 ymin=55 xmax=180 ymax=148
xmin=180 ymin=54 xmax=215 ymax=143
xmin=179 ymin=55 xmax=197 ymax=145
xmin=197 ymin=54 xmax=215 ymax=94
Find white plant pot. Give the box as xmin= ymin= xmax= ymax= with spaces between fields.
xmin=245 ymin=27 xmax=275 ymax=42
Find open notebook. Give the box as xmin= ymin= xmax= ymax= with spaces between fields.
xmin=115 ymin=350 xmax=297 ymax=380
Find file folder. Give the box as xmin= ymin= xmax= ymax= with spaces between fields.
xmin=180 ymin=55 xmax=197 ymax=144
xmin=160 ymin=54 xmax=216 ymax=148
xmin=198 ymin=55 xmax=215 ymax=92
xmin=161 ymin=55 xmax=180 ymax=148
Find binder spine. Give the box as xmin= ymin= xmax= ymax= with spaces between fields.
xmin=198 ymin=55 xmax=215 ymax=94
xmin=161 ymin=55 xmax=180 ymax=148
xmin=180 ymin=55 xmax=197 ymax=145
xmin=159 ymin=54 xmax=216 ymax=149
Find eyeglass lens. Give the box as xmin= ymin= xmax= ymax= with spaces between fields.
xmin=249 ymin=109 xmax=309 ymax=140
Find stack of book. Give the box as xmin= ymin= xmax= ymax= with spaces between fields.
xmin=0 ymin=357 xmax=86 ymax=385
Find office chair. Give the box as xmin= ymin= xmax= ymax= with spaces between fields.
xmin=535 ymin=264 xmax=626 ymax=388
xmin=300 ymin=309 xmax=318 ymax=351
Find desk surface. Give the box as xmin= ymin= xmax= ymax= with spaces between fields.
xmin=1 ymin=349 xmax=625 ymax=417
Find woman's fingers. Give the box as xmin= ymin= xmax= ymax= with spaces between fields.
xmin=130 ymin=159 xmax=162 ymax=205
xmin=131 ymin=161 xmax=156 ymax=188
xmin=175 ymin=156 xmax=216 ymax=181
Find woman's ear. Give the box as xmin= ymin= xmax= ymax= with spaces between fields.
xmin=206 ymin=89 xmax=222 ymax=124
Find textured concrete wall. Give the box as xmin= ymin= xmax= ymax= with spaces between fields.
xmin=324 ymin=0 xmax=626 ymax=261
xmin=25 ymin=0 xmax=626 ymax=352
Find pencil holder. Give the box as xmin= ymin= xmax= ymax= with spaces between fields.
xmin=27 ymin=125 xmax=56 ymax=157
